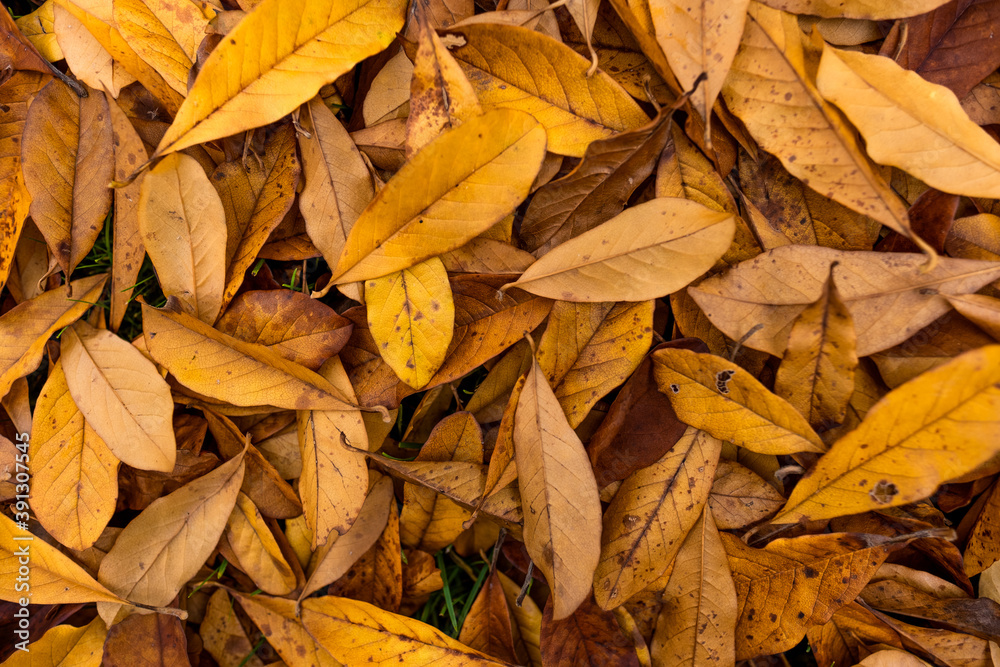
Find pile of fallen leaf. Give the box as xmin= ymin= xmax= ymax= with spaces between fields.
xmin=2 ymin=0 xmax=1000 ymax=664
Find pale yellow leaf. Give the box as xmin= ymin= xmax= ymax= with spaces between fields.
xmin=2 ymin=617 xmax=106 ymax=666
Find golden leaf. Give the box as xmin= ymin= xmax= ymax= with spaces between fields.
xmin=653 ymin=348 xmax=826 ymax=454
xmin=299 ymin=96 xmax=374 ymax=269
xmin=142 ymin=303 xmax=358 ymax=411
xmin=758 ymin=0 xmax=952 ymax=19
xmin=153 ymin=0 xmax=408 ymax=157
xmin=515 ymin=349 xmax=602 ymax=619
xmin=709 ymin=460 xmax=786 ymax=529
xmin=20 ymin=79 xmax=113 ymax=276
xmin=61 ymin=321 xmax=176 ymax=472
xmin=0 ymin=274 xmax=106 ymax=398
xmin=97 ymin=446 xmax=246 ymax=610
xmin=536 ymin=300 xmax=653 ymax=428
xmin=301 ymin=596 xmax=510 ymax=665
xmin=776 ymin=345 xmax=1000 ymax=523
xmin=2 ymin=616 xmax=106 ymax=666
xmin=16 ymin=1 xmax=62 ymax=62
xmin=445 ymin=23 xmax=650 ymax=156
xmin=29 ymin=360 xmax=119 ymax=551
xmin=366 ymin=258 xmax=455 ymax=389
xmin=301 ymin=473 xmax=393 ymax=599
xmin=112 ymin=0 xmax=211 ymax=96
xmin=201 ymin=589 xmax=264 ymax=667
xmin=0 ymin=513 xmax=125 ymax=605
xmin=595 ymin=426 xmax=721 ymax=609
xmin=235 ymin=592 xmax=342 ymax=667
xmin=297 ymin=357 xmax=369 ymax=548
xmin=399 ymin=412 xmax=483 ymax=553
xmin=817 ymin=47 xmax=1000 ymax=198
xmin=219 ymin=492 xmax=297 ymax=595
xmin=774 ymin=268 xmax=858 ymax=429
xmin=138 ymin=152 xmax=227 ymax=324
xmin=331 ymin=109 xmax=546 ymax=284
xmin=507 ymin=198 xmax=735 ymax=302
xmin=651 ymin=506 xmax=737 ymax=666
xmin=688 ymin=246 xmax=1000 ymax=357
xmin=721 ymin=3 xmax=927 ymax=251
xmin=724 ymin=531 xmax=891 ymax=659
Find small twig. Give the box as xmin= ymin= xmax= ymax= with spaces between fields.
xmin=515 ymin=561 xmax=534 ymax=608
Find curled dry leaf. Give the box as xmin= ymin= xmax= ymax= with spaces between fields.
xmin=776 ymin=345 xmax=1000 ymax=523
xmin=757 ymin=0 xmax=952 ymax=19
xmin=331 ymin=109 xmax=546 ymax=284
xmin=688 ymin=246 xmax=1000 ymax=357
xmin=515 ymin=350 xmax=602 ymax=620
xmin=138 ymin=152 xmax=227 ymax=324
xmin=506 ymin=198 xmax=736 ymax=302
xmin=153 ymin=0 xmax=408 ymax=157
xmin=219 ymin=492 xmax=297 ymax=596
xmin=653 ymin=348 xmax=826 ymax=455
xmin=61 ymin=321 xmax=176 ymax=472
xmin=20 ymin=79 xmax=113 ymax=277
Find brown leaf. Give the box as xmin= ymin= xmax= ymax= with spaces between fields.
xmin=328 ymin=499 xmax=404 ymax=613
xmin=201 ymin=588 xmax=264 ymax=667
xmin=459 ymin=569 xmax=528 ymax=665
xmin=540 ymin=594 xmax=641 ymax=666
xmin=102 ymin=610 xmax=189 ymax=666
xmin=709 ymin=459 xmax=786 ymax=530
xmin=21 ymin=80 xmax=113 ymax=276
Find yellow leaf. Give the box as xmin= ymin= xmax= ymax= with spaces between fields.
xmin=219 ymin=493 xmax=297 ymax=595
xmin=213 ymin=124 xmax=300 ymax=309
xmin=651 ymin=506 xmax=737 ymax=666
xmin=515 ymin=349 xmax=602 ymax=619
xmin=816 ymin=46 xmax=1000 ymax=199
xmin=774 ymin=268 xmax=858 ymax=429
xmin=301 ymin=596 xmax=510 ymax=665
xmin=61 ymin=322 xmax=176 ymax=472
xmin=299 ymin=96 xmax=374 ymax=269
xmin=235 ymin=592 xmax=342 ymax=667
xmin=507 ymin=198 xmax=735 ymax=302
xmin=52 ymin=0 xmax=182 ymax=113
xmin=331 ymin=109 xmax=547 ymax=284
xmin=297 ymin=357 xmax=369 ymax=548
xmin=366 ymin=258 xmax=455 ymax=389
xmin=721 ymin=3 xmax=927 ymax=252
xmin=444 ymin=23 xmax=650 ymax=156
xmin=595 ymin=426 xmax=721 ymax=609
xmin=141 ymin=303 xmax=358 ymax=411
xmin=153 ymin=0 xmax=408 ymax=157
xmin=0 ymin=274 xmax=107 ymax=398
xmin=650 ymin=0 xmax=749 ymax=142
xmin=3 ymin=617 xmax=106 ymax=666
xmin=653 ymin=348 xmax=826 ymax=454
xmin=112 ymin=0 xmax=211 ymax=96
xmin=138 ymin=152 xmax=227 ymax=324
xmin=15 ymin=1 xmax=62 ymax=62
xmin=399 ymin=412 xmax=483 ymax=553
xmin=688 ymin=245 xmax=1000 ymax=357
xmin=537 ymin=300 xmax=653 ymax=428
xmin=20 ymin=79 xmax=113 ymax=276
xmin=775 ymin=345 xmax=1000 ymax=523
xmin=301 ymin=474 xmax=393 ymax=600
xmin=96 ymin=446 xmax=246 ymax=611
xmin=724 ymin=531 xmax=891 ymax=659
xmin=29 ymin=360 xmax=119 ymax=551
xmin=0 ymin=513 xmax=125 ymax=605
xmin=759 ymin=0 xmax=952 ymax=19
